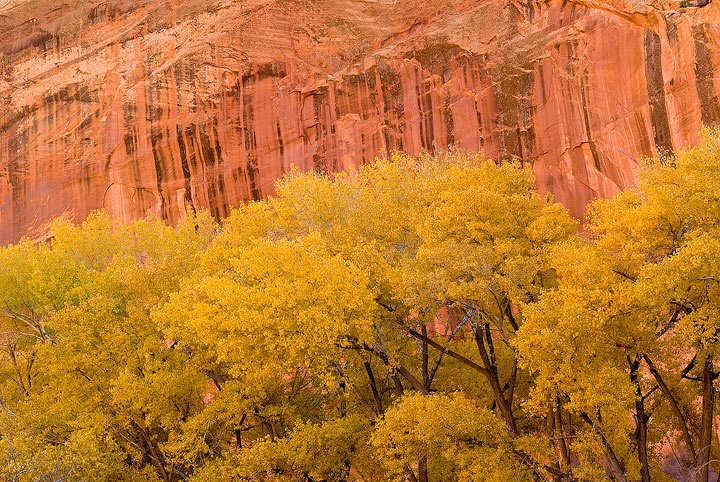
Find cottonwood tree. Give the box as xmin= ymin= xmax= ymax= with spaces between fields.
xmin=521 ymin=129 xmax=720 ymax=482
xmin=518 ymin=241 xmax=660 ymax=482
xmin=591 ymin=130 xmax=720 ymax=482
xmin=157 ymin=151 xmax=577 ymax=481
xmin=4 ymin=138 xmax=720 ymax=482
xmin=0 ymin=212 xmax=217 ymax=481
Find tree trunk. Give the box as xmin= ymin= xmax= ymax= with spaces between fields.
xmin=554 ymin=398 xmax=571 ymax=470
xmin=473 ymin=325 xmax=518 ymax=436
xmin=404 ymin=465 xmax=418 ymax=482
xmin=363 ymin=362 xmax=384 ymax=416
xmin=547 ymin=399 xmax=572 ymax=482
xmin=644 ymin=355 xmax=697 ymax=461
xmin=580 ymin=413 xmax=627 ymax=482
xmin=135 ymin=423 xmax=172 ymax=482
xmin=697 ymin=356 xmax=715 ymax=482
xmin=605 ymin=445 xmax=628 ymax=482
xmin=629 ymin=357 xmax=651 ymax=482
xmin=488 ymin=373 xmax=518 ymax=437
xmin=635 ymin=395 xmax=651 ymax=482
xmin=418 ymin=455 xmax=428 ymax=482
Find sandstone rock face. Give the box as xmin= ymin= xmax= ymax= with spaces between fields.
xmin=1 ymin=0 xmax=719 ymax=243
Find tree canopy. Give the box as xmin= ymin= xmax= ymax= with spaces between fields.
xmin=2 ymin=132 xmax=720 ymax=481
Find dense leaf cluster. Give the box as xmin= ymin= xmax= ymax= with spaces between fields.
xmin=2 ymin=132 xmax=720 ymax=481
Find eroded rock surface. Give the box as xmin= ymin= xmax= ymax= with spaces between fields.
xmin=1 ymin=0 xmax=719 ymax=243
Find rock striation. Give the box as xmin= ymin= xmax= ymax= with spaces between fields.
xmin=1 ymin=0 xmax=720 ymax=243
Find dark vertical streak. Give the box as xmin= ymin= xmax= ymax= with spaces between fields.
xmin=644 ymin=30 xmax=673 ymax=152
xmin=176 ymin=126 xmax=195 ymax=213
xmin=147 ymin=76 xmax=167 ymax=218
xmin=242 ymin=80 xmax=261 ymax=200
xmin=579 ymin=72 xmax=601 ymax=171
xmin=276 ymin=121 xmax=284 ymax=161
xmin=693 ymin=26 xmax=720 ymax=126
xmin=444 ymin=85 xmax=454 ymax=146
xmin=213 ymin=123 xmax=223 ymax=165
xmin=174 ymin=62 xmax=195 ymax=213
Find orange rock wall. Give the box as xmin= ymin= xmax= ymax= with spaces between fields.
xmin=1 ymin=0 xmax=720 ymax=243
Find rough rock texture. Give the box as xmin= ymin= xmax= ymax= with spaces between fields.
xmin=1 ymin=0 xmax=720 ymax=243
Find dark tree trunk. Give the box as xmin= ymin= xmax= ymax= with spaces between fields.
xmin=629 ymin=357 xmax=651 ymax=482
xmin=473 ymin=325 xmax=518 ymax=436
xmin=697 ymin=356 xmax=715 ymax=482
xmin=418 ymin=455 xmax=428 ymax=482
xmin=554 ymin=398 xmax=571 ymax=470
xmin=644 ymin=355 xmax=697 ymax=461
xmin=580 ymin=413 xmax=627 ymax=482
xmin=363 ymin=361 xmax=384 ymax=416
xmin=634 ymin=398 xmax=651 ymax=482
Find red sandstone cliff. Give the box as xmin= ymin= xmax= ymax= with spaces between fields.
xmin=1 ymin=0 xmax=719 ymax=243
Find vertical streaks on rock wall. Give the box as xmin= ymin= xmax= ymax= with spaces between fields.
xmin=644 ymin=29 xmax=673 ymax=153
xmin=692 ymin=25 xmax=720 ymax=127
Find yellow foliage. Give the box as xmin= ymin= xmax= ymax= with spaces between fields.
xmin=2 ymin=137 xmax=720 ymax=481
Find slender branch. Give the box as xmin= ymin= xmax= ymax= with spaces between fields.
xmin=580 ymin=412 xmax=627 ymax=482
xmin=364 ymin=361 xmax=384 ymax=415
xmin=328 ymin=361 xmax=376 ymax=416
xmin=427 ymin=315 xmax=469 ymax=387
xmin=338 ymin=336 xmax=428 ymax=395
xmin=421 ymin=326 xmax=429 ymax=388
xmin=394 ymin=323 xmax=489 ymax=376
xmin=506 ymin=360 xmax=518 ymax=409
xmin=201 ymin=369 xmax=226 ymax=390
